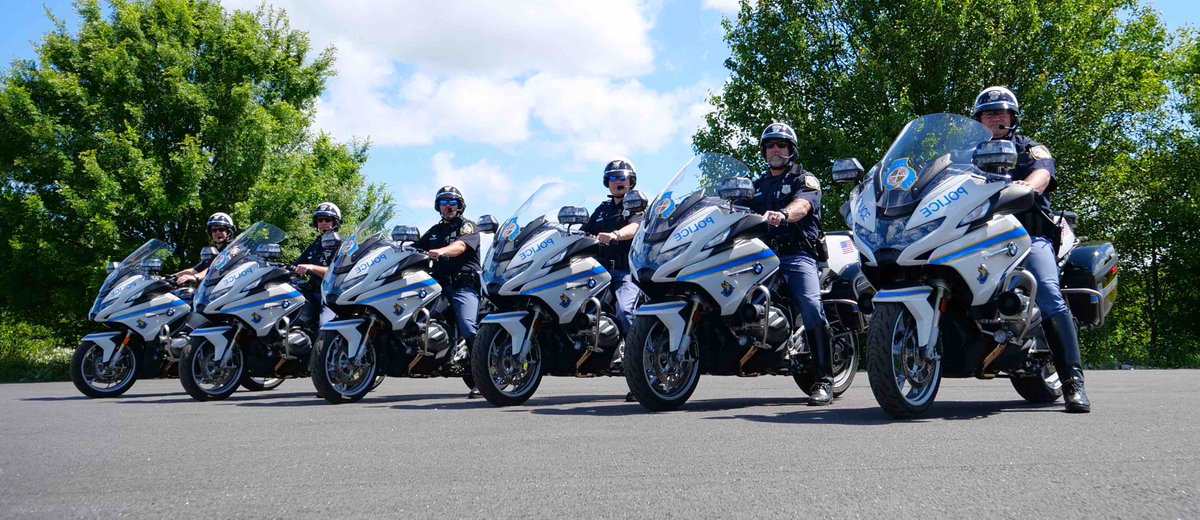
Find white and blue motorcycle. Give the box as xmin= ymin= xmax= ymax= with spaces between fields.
xmin=311 ymin=204 xmax=474 ymax=404
xmin=470 ymin=183 xmax=633 ymax=406
xmin=838 ymin=113 xmax=1118 ymax=418
xmin=73 ymin=240 xmax=193 ymax=397
xmin=178 ymin=222 xmax=311 ymax=401
xmin=623 ymin=154 xmax=865 ymax=411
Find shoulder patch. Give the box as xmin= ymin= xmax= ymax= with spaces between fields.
xmin=1029 ymin=145 xmax=1052 ymax=161
xmin=804 ymin=175 xmax=821 ymax=191
xmin=460 ymin=221 xmax=476 ymax=235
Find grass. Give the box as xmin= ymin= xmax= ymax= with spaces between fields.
xmin=0 ymin=317 xmax=74 ymax=383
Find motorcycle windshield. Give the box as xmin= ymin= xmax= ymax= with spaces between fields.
xmin=323 ymin=203 xmax=398 ymax=297
xmin=874 ymin=113 xmax=992 ymax=213
xmin=195 ymin=222 xmax=286 ymax=302
xmin=639 ymin=153 xmax=752 ymax=244
xmin=90 ymin=239 xmax=175 ymax=316
xmin=487 ymin=182 xmax=570 ymax=262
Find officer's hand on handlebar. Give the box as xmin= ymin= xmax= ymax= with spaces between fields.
xmin=764 ymin=210 xmax=786 ymax=227
xmin=596 ymin=231 xmax=617 ymax=245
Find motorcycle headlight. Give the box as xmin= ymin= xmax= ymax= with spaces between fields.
xmin=959 ymin=201 xmax=991 ymax=227
xmin=651 ymin=240 xmax=689 ymax=265
xmin=854 ymin=223 xmax=883 ymax=250
xmin=882 ymin=218 xmax=944 ymax=249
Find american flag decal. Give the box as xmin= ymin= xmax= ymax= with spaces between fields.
xmin=841 ymin=240 xmax=854 ymax=254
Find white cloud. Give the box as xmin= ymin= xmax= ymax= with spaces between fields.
xmin=701 ymin=0 xmax=750 ymax=13
xmin=222 ymin=0 xmax=655 ymax=78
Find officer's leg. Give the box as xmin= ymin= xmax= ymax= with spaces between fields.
xmin=611 ymin=270 xmax=640 ymax=337
xmin=297 ymin=291 xmax=320 ymax=331
xmin=449 ymin=284 xmax=480 ymax=347
xmin=1026 ymin=237 xmax=1089 ymax=412
xmin=782 ymin=254 xmax=834 ymax=405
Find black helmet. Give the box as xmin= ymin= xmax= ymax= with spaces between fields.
xmin=434 ymin=186 xmax=466 ymax=214
xmin=972 ymin=86 xmax=1021 ymax=130
xmin=312 ymin=202 xmax=342 ymax=230
xmin=760 ymin=122 xmax=798 ymax=164
xmin=206 ymin=212 xmax=236 ymax=235
xmin=602 ymin=158 xmax=637 ymax=189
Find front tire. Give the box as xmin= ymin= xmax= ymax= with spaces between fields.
xmin=311 ymin=331 xmax=377 ymax=404
xmin=71 ymin=341 xmax=139 ymax=398
xmin=624 ymin=315 xmax=700 ymax=412
xmin=470 ymin=323 xmax=543 ymax=406
xmin=179 ymin=339 xmax=244 ymax=401
xmin=239 ymin=375 xmax=285 ymax=392
xmin=866 ymin=302 xmax=942 ymax=419
xmin=1011 ymin=361 xmax=1063 ymax=403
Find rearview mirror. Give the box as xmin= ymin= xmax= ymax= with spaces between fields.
xmin=321 ymin=232 xmax=342 ymax=250
xmin=199 ymin=246 xmax=218 ymax=263
xmin=832 ymin=158 xmax=864 ymax=183
xmin=255 ymin=243 xmax=282 ymax=260
xmin=974 ymin=140 xmax=1018 ymax=172
xmin=557 ymin=206 xmax=590 ymax=226
xmin=106 ymin=261 xmax=120 ymax=274
xmin=477 ymin=215 xmax=498 ymax=234
xmin=717 ymin=177 xmax=754 ymax=201
xmin=391 ymin=225 xmax=419 ymax=243
xmin=622 ymin=190 xmax=648 ymax=213
xmin=138 ymin=259 xmax=163 ymax=272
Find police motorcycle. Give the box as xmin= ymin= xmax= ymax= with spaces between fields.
xmin=469 ymin=183 xmax=634 ymax=406
xmin=836 ymin=113 xmax=1118 ymax=418
xmin=73 ymin=240 xmax=197 ymax=397
xmin=311 ymin=204 xmax=475 ymax=403
xmin=178 ymin=222 xmax=313 ymax=401
xmin=623 ymin=153 xmax=863 ymax=411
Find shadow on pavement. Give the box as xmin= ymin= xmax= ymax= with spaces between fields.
xmin=709 ymin=399 xmax=1064 ymax=425
xmin=523 ymin=395 xmax=810 ymax=417
xmin=237 ymin=392 xmax=469 ymax=408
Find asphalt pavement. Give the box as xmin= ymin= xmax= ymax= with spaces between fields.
xmin=0 ymin=370 xmax=1196 ymax=519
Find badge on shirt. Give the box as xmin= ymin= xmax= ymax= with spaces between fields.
xmin=781 ymin=185 xmax=791 ymax=195
xmin=804 ymin=175 xmax=821 ymax=190
xmin=460 ymin=221 xmax=475 ymax=235
xmin=1029 ymin=145 xmax=1052 ymax=160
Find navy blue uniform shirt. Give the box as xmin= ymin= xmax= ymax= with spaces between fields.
xmin=581 ymin=198 xmax=644 ymax=271
xmin=414 ymin=216 xmax=481 ymax=280
xmin=749 ymin=164 xmax=822 ymax=254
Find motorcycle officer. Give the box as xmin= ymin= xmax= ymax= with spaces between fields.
xmin=172 ymin=212 xmax=236 ymax=285
xmin=414 ymin=186 xmax=481 ymax=395
xmin=292 ymin=202 xmax=342 ymax=330
xmin=973 ymin=86 xmax=1089 ymax=413
xmin=580 ymin=158 xmax=645 ymax=373
xmin=749 ymin=122 xmax=835 ymax=406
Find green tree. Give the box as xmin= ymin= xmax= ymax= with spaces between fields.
xmin=695 ymin=0 xmax=1197 ymax=366
xmin=0 ymin=0 xmax=380 ymax=334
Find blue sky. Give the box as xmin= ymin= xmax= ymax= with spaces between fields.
xmin=1 ymin=0 xmax=1195 ymax=234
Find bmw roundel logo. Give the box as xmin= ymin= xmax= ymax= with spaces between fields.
xmin=281 ymin=300 xmax=291 ymax=309
xmin=419 ymin=289 xmax=428 ymax=298
xmin=587 ymin=278 xmax=596 ymax=289
xmin=753 ymin=263 xmax=763 ymax=275
xmin=166 ymin=308 xmax=175 ymax=317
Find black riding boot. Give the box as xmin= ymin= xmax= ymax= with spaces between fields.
xmin=807 ymin=323 xmax=834 ymax=406
xmin=1044 ymin=311 xmax=1090 ymax=413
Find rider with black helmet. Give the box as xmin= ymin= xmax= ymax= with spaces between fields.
xmin=973 ymin=85 xmax=1089 ymax=413
xmin=748 ymin=122 xmax=836 ymax=406
xmin=414 ymin=187 xmax=482 ymax=351
xmin=580 ymin=158 xmax=646 ymax=372
xmin=293 ymin=202 xmax=342 ymax=329
xmin=173 ymin=212 xmax=237 ymax=285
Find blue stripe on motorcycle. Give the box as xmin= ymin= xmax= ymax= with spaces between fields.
xmin=225 ymin=291 xmax=303 ymax=312
xmin=875 ymin=288 xmax=932 ymax=299
xmin=82 ymin=331 xmax=122 ymax=341
xmin=110 ymin=299 xmax=189 ymax=321
xmin=192 ymin=326 xmax=232 ymax=335
xmin=482 ymin=311 xmax=528 ymax=322
xmin=677 ymin=249 xmax=774 ymax=282
xmin=519 ymin=265 xmax=607 ymax=295
xmin=637 ymin=301 xmax=687 ymax=311
xmin=929 ymin=228 xmax=1028 ymax=265
xmin=359 ymin=278 xmax=438 ymax=304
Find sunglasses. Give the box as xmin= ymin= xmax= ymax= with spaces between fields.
xmin=315 ymin=217 xmax=334 ymax=223
xmin=438 ymin=199 xmax=460 ymax=207
xmin=606 ymin=175 xmax=630 ymax=182
xmin=209 ymin=228 xmax=229 ymax=234
xmin=764 ymin=141 xmax=790 ymax=150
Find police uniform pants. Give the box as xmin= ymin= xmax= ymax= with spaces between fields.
xmin=610 ymin=270 xmax=641 ymax=337
xmin=445 ymin=282 xmax=480 ymax=345
xmin=779 ymin=253 xmax=828 ymax=332
xmin=1024 ymin=237 xmax=1083 ymax=381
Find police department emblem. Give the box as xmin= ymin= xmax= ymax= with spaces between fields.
xmin=977 ymin=264 xmax=990 ymax=284
xmin=655 ymin=192 xmax=676 ymax=219
xmin=720 ymin=281 xmax=735 ymax=297
xmin=884 ymin=158 xmax=918 ymax=191
xmin=136 ymin=319 xmax=147 ymax=329
xmin=340 ymin=238 xmax=358 ymax=257
xmin=559 ymin=293 xmax=572 ymax=308
xmin=804 ymin=175 xmax=821 ymax=191
xmin=251 ymin=312 xmax=263 ymax=324
xmin=500 ymin=219 xmax=520 ymax=241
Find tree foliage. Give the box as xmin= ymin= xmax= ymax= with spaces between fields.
xmin=0 ymin=0 xmax=380 ymax=331
xmin=695 ymin=0 xmax=1198 ymax=366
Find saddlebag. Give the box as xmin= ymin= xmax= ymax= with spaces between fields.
xmin=1059 ymin=242 xmax=1118 ymax=329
